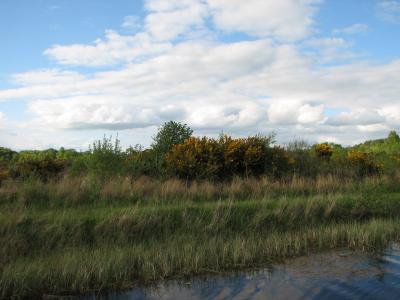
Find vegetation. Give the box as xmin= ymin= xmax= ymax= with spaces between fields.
xmin=1 ymin=122 xmax=400 ymax=298
xmin=1 ymin=122 xmax=397 ymax=182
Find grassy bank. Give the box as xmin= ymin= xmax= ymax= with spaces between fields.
xmin=1 ymin=176 xmax=400 ymax=298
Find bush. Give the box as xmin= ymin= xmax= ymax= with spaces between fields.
xmin=0 ymin=169 xmax=10 ymax=186
xmin=9 ymin=158 xmax=67 ymax=181
xmin=221 ymin=135 xmax=274 ymax=177
xmin=0 ymin=147 xmax=15 ymax=162
xmin=166 ymin=134 xmax=284 ymax=180
xmin=347 ymin=150 xmax=383 ymax=177
xmin=314 ymin=143 xmax=333 ymax=161
xmin=124 ymin=146 xmax=163 ymax=177
xmin=166 ymin=137 xmax=224 ymax=179
xmin=86 ymin=136 xmax=124 ymax=179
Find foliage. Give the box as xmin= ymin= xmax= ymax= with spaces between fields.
xmin=0 ymin=126 xmax=400 ymax=181
xmin=314 ymin=143 xmax=333 ymax=161
xmin=166 ymin=134 xmax=288 ymax=179
xmin=86 ymin=136 xmax=124 ymax=179
xmin=347 ymin=150 xmax=383 ymax=176
xmin=166 ymin=137 xmax=224 ymax=179
xmin=9 ymin=158 xmax=67 ymax=181
xmin=354 ymin=130 xmax=400 ymax=154
xmin=124 ymin=146 xmax=163 ymax=177
xmin=151 ymin=121 xmax=193 ymax=156
xmin=0 ymin=147 xmax=15 ymax=162
xmin=2 ymin=175 xmax=400 ymax=297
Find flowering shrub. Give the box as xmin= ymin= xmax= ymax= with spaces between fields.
xmin=347 ymin=150 xmax=383 ymax=176
xmin=314 ymin=143 xmax=333 ymax=161
xmin=166 ymin=137 xmax=224 ymax=179
xmin=166 ymin=134 xmax=289 ymax=179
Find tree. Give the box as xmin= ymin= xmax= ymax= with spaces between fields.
xmin=387 ymin=130 xmax=400 ymax=143
xmin=152 ymin=121 xmax=193 ymax=156
xmin=0 ymin=147 xmax=15 ymax=162
xmin=86 ymin=135 xmax=123 ymax=178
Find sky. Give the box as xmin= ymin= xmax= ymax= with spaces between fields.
xmin=0 ymin=0 xmax=400 ymax=150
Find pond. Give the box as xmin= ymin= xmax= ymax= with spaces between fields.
xmin=84 ymin=243 xmax=400 ymax=300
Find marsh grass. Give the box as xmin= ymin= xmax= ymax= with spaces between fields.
xmin=1 ymin=174 xmax=399 ymax=208
xmin=1 ymin=219 xmax=399 ymax=299
xmin=1 ymin=175 xmax=400 ymax=298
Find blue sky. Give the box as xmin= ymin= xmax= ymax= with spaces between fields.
xmin=0 ymin=0 xmax=400 ymax=149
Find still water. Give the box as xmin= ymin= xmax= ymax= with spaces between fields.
xmin=85 ymin=243 xmax=400 ymax=300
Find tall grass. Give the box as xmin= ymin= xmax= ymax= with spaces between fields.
xmin=1 ymin=174 xmax=399 ymax=208
xmin=1 ymin=219 xmax=399 ymax=298
xmin=1 ymin=175 xmax=400 ymax=298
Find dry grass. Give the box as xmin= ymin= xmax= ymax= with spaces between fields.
xmin=0 ymin=174 xmax=397 ymax=209
xmin=1 ymin=219 xmax=399 ymax=299
xmin=0 ymin=174 xmax=399 ymax=297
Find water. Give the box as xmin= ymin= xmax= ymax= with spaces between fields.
xmin=85 ymin=243 xmax=400 ymax=300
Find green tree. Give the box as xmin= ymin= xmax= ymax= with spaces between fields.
xmin=152 ymin=121 xmax=193 ymax=156
xmin=0 ymin=147 xmax=15 ymax=162
xmin=86 ymin=135 xmax=123 ymax=179
xmin=387 ymin=130 xmax=400 ymax=143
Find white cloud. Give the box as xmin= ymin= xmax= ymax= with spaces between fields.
xmin=1 ymin=0 xmax=400 ymax=148
xmin=377 ymin=0 xmax=400 ymax=23
xmin=304 ymin=37 xmax=357 ymax=63
xmin=333 ymin=23 xmax=369 ymax=35
xmin=145 ymin=0 xmax=209 ymax=41
xmin=0 ymin=112 xmax=6 ymax=129
xmin=12 ymin=69 xmax=85 ymax=85
xmin=326 ymin=109 xmax=385 ymax=126
xmin=121 ymin=15 xmax=141 ymax=30
xmin=3 ymin=42 xmax=400 ymax=146
xmin=268 ymin=100 xmax=325 ymax=125
xmin=357 ymin=123 xmax=389 ymax=132
xmin=305 ymin=37 xmax=350 ymax=48
xmin=379 ymin=105 xmax=400 ymax=125
xmin=28 ymin=96 xmax=186 ymax=130
xmin=207 ymin=0 xmax=321 ymax=40
xmin=44 ymin=30 xmax=172 ymax=67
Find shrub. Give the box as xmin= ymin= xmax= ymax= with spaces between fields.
xmin=347 ymin=150 xmax=383 ymax=177
xmin=124 ymin=146 xmax=164 ymax=177
xmin=86 ymin=136 xmax=124 ymax=179
xmin=314 ymin=143 xmax=333 ymax=161
xmin=166 ymin=137 xmax=224 ymax=179
xmin=166 ymin=134 xmax=281 ymax=180
xmin=9 ymin=158 xmax=67 ymax=181
xmin=152 ymin=121 xmax=193 ymax=156
xmin=0 ymin=169 xmax=10 ymax=186
xmin=267 ymin=146 xmax=293 ymax=178
xmin=0 ymin=147 xmax=15 ymax=162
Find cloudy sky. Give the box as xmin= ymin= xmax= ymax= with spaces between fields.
xmin=1 ymin=0 xmax=400 ymax=150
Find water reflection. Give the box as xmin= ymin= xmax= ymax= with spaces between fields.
xmin=85 ymin=243 xmax=400 ymax=300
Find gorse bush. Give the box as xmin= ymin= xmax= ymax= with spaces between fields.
xmin=314 ymin=143 xmax=333 ymax=161
xmin=347 ymin=150 xmax=383 ymax=177
xmin=9 ymin=158 xmax=68 ymax=181
xmin=166 ymin=136 xmax=224 ymax=179
xmin=0 ymin=122 xmax=396 ymax=182
xmin=165 ymin=134 xmax=291 ymax=179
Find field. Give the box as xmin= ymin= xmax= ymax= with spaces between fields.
xmin=1 ymin=125 xmax=400 ymax=298
xmin=1 ymin=175 xmax=400 ymax=298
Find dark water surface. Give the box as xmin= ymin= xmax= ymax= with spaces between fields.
xmin=84 ymin=243 xmax=400 ymax=300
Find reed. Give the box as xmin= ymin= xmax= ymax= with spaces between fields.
xmin=1 ymin=219 xmax=399 ymax=299
xmin=1 ymin=175 xmax=400 ymax=298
